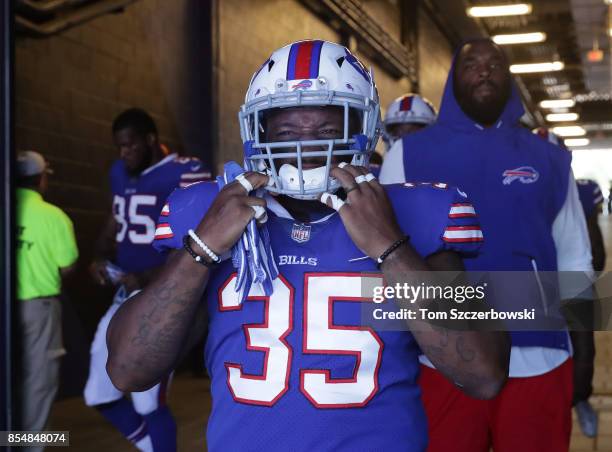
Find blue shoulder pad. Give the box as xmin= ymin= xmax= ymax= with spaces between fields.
xmin=174 ymin=156 xmax=213 ymax=188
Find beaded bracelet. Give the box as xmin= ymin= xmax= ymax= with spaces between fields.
xmin=188 ymin=229 xmax=221 ymax=264
xmin=183 ymin=235 xmax=217 ymax=268
xmin=377 ymin=236 xmax=410 ymax=268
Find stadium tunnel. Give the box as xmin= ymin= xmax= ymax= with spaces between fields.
xmin=3 ymin=0 xmax=612 ymax=450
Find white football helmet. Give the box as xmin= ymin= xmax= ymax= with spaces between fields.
xmin=532 ymin=127 xmax=567 ymax=150
xmin=382 ymin=93 xmax=437 ymax=149
xmin=239 ymin=40 xmax=381 ymax=200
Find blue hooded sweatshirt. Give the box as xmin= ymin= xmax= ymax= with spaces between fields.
xmin=392 ymin=47 xmax=572 ymax=351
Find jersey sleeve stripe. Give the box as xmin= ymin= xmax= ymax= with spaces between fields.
xmin=442 ymin=226 xmax=483 ymax=242
xmin=179 ymin=181 xmax=207 ymax=188
xmin=449 ymin=204 xmax=476 ymax=218
xmin=181 ymin=172 xmax=211 ymax=180
xmin=160 ymin=203 xmax=170 ymax=216
xmin=155 ymin=223 xmax=174 ymax=239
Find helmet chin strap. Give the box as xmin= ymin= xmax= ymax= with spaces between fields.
xmin=255 ymin=134 xmax=371 ymax=199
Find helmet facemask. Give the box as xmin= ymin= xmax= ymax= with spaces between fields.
xmin=240 ymin=89 xmax=380 ymax=200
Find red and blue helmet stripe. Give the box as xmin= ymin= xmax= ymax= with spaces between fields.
xmin=286 ymin=40 xmax=324 ymax=80
xmin=399 ymin=95 xmax=413 ymax=112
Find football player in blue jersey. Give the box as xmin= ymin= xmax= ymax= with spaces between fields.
xmin=85 ymin=108 xmax=210 ymax=451
xmin=106 ymin=41 xmax=509 ymax=451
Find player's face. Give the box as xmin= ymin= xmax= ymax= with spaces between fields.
xmin=386 ymin=123 xmax=427 ymax=142
xmin=113 ymin=127 xmax=154 ymax=175
xmin=265 ymin=106 xmax=351 ymax=168
xmin=453 ymin=40 xmax=511 ymax=126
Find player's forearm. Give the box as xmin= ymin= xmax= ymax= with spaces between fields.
xmin=132 ymin=266 xmax=163 ymax=289
xmin=106 ymin=249 xmax=209 ymax=391
xmin=93 ymin=225 xmax=117 ymax=261
xmin=571 ymin=330 xmax=595 ymax=403
xmin=589 ymin=219 xmax=606 ymax=272
xmin=93 ymin=236 xmax=115 ymax=261
xmin=93 ymin=215 xmax=118 ymax=260
xmin=380 ymin=246 xmax=510 ymax=399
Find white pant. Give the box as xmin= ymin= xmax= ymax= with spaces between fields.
xmin=83 ymin=291 xmax=171 ymax=415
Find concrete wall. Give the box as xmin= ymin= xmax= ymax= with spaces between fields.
xmin=215 ymin=0 xmax=422 ymax=164
xmin=214 ymin=0 xmax=340 ymax=166
xmin=418 ymin=7 xmax=453 ymax=109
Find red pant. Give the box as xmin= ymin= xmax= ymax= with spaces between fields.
xmin=418 ymin=359 xmax=573 ymax=452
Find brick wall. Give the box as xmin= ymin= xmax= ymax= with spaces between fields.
xmin=14 ymin=1 xmax=194 ymax=329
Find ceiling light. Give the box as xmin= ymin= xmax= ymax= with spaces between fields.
xmin=539 ymin=99 xmax=576 ymax=109
xmin=587 ymin=38 xmax=604 ymax=62
xmin=467 ymin=4 xmax=532 ymax=17
xmin=552 ymin=126 xmax=586 ymax=137
xmin=510 ymin=61 xmax=564 ymax=74
xmin=564 ymin=138 xmax=590 ymax=147
xmin=587 ymin=49 xmax=604 ymax=62
xmin=546 ymin=113 xmax=579 ymax=122
xmin=492 ymin=32 xmax=546 ymax=45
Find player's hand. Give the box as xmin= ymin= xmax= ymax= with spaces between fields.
xmin=90 ymin=259 xmax=111 ymax=286
xmin=119 ymin=273 xmax=141 ymax=294
xmin=195 ymin=172 xmax=269 ymax=255
xmin=322 ymin=164 xmax=403 ymax=259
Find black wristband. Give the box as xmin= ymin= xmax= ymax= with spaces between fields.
xmin=377 ymin=236 xmax=410 ymax=268
xmin=183 ymin=235 xmax=217 ymax=268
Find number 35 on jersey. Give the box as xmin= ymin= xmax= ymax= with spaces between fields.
xmin=218 ymin=273 xmax=384 ymax=409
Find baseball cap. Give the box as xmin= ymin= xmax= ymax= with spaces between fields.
xmin=17 ymin=150 xmax=53 ymax=177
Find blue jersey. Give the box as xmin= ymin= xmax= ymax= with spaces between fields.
xmin=154 ymin=182 xmax=482 ymax=452
xmin=576 ymin=179 xmax=603 ymax=218
xmin=110 ymin=153 xmax=210 ymax=274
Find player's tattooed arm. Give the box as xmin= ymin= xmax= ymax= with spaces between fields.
xmin=325 ymin=164 xmax=509 ymax=400
xmin=106 ymin=172 xmax=269 ymax=391
xmin=106 ymin=249 xmax=210 ymax=391
xmin=382 ymin=248 xmax=510 ymax=400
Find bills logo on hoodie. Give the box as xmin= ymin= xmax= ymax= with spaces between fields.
xmin=502 ymin=166 xmax=539 ymax=185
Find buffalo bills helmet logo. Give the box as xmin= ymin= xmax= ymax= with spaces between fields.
xmin=291 ymin=80 xmax=313 ymax=91
xmin=291 ymin=223 xmax=311 ymax=243
xmin=502 ymin=166 xmax=539 ymax=185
